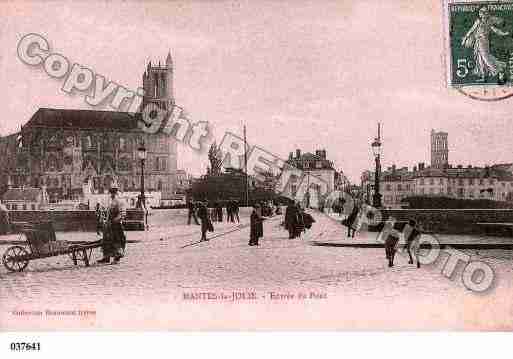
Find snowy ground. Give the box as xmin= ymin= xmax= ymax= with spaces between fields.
xmin=1 ymin=209 xmax=512 ymax=330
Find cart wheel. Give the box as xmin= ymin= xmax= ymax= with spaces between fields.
xmin=2 ymin=246 xmax=30 ymax=272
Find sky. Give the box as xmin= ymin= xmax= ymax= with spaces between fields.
xmin=1 ymin=0 xmax=513 ymax=183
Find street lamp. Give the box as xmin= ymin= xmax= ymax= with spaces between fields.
xmin=371 ymin=134 xmax=382 ymax=208
xmin=137 ymin=142 xmax=147 ymax=209
xmin=306 ymin=172 xmax=310 ymax=208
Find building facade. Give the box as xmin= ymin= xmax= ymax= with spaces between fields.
xmin=0 ymin=53 xmax=178 ymax=204
xmin=361 ymin=129 xmax=513 ymax=208
xmin=362 ymin=163 xmax=513 ymax=208
xmin=282 ymin=149 xmax=337 ymax=208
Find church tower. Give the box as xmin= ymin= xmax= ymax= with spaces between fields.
xmin=430 ymin=129 xmax=449 ymax=169
xmin=141 ymin=52 xmax=178 ymax=199
xmin=142 ymin=52 xmax=174 ymax=111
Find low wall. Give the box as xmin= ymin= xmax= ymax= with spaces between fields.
xmin=8 ymin=210 xmax=145 ymax=232
xmin=376 ymin=209 xmax=513 ymax=235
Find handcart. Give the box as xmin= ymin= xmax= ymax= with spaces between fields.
xmin=2 ymin=221 xmax=104 ymax=272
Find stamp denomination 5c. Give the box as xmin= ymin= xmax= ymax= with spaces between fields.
xmin=446 ymin=0 xmax=513 ymax=100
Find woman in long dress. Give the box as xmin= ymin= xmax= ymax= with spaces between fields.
xmin=461 ymin=7 xmax=510 ymax=81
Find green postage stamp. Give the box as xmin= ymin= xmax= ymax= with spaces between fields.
xmin=447 ymin=1 xmax=513 ymax=99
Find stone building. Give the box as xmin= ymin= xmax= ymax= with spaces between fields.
xmin=362 ymin=163 xmax=513 ymax=208
xmin=0 ymin=53 xmax=178 ymax=203
xmin=361 ymin=129 xmax=513 ymax=208
xmin=282 ymin=149 xmax=337 ymax=208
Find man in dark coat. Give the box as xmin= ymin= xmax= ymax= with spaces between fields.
xmin=344 ymin=201 xmax=359 ymax=238
xmin=382 ymin=218 xmax=401 ymax=268
xmin=215 ymin=201 xmax=223 ymax=222
xmin=187 ymin=200 xmax=199 ymax=225
xmin=208 ymin=201 xmax=216 ymax=222
xmin=294 ymin=202 xmax=305 ymax=238
xmin=233 ymin=200 xmax=240 ymax=223
xmin=284 ymin=202 xmax=300 ymax=239
xmin=227 ymin=201 xmax=234 ymax=222
xmin=405 ymin=219 xmax=422 ymax=268
xmin=249 ymin=204 xmax=264 ymax=246
xmin=302 ymin=210 xmax=315 ymax=230
xmin=197 ymin=202 xmax=211 ymax=242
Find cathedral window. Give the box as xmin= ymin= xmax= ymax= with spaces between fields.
xmin=154 ymin=73 xmax=159 ymax=97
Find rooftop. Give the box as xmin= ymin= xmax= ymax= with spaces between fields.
xmin=25 ymin=108 xmax=144 ymax=132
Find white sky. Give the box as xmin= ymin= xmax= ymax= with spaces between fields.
xmin=1 ymin=0 xmax=512 ymax=183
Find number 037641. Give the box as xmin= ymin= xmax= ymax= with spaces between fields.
xmin=10 ymin=342 xmax=41 ymax=351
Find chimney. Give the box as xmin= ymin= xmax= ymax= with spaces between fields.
xmin=289 ymin=152 xmax=293 ymax=160
xmin=457 ymin=164 xmax=462 ymax=169
xmin=413 ymin=165 xmax=417 ymax=172
xmin=322 ymin=149 xmax=327 ymax=159
xmin=419 ymin=163 xmax=425 ymax=171
xmin=315 ymin=150 xmax=321 ymax=157
xmin=392 ymin=164 xmax=396 ymax=172
xmin=296 ymin=149 xmax=301 ymax=159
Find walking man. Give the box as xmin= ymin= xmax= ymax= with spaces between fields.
xmin=344 ymin=201 xmax=359 ymax=238
xmin=383 ymin=218 xmax=400 ymax=268
xmin=294 ymin=202 xmax=305 ymax=238
xmin=234 ymin=200 xmax=240 ymax=223
xmin=187 ymin=200 xmax=199 ymax=225
xmin=284 ymin=202 xmax=299 ymax=239
xmin=227 ymin=200 xmax=234 ymax=222
xmin=249 ymin=204 xmax=264 ymax=246
xmin=197 ymin=202 xmax=211 ymax=242
xmin=216 ymin=201 xmax=223 ymax=222
xmin=405 ymin=219 xmax=422 ymax=268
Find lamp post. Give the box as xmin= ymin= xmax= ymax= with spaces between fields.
xmin=305 ymin=172 xmax=310 ymax=208
xmin=371 ymin=124 xmax=382 ymax=208
xmin=137 ymin=142 xmax=147 ymax=209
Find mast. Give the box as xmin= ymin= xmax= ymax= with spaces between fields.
xmin=243 ymin=124 xmax=249 ymax=206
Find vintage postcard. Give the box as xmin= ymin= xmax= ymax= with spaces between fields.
xmin=1 ymin=0 xmax=513 ymax=338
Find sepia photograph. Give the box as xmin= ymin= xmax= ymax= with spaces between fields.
xmin=1 ymin=0 xmax=513 ymax=356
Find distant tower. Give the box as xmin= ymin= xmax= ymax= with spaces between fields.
xmin=430 ymin=129 xmax=448 ymax=169
xmin=141 ymin=52 xmax=178 ymax=198
xmin=142 ymin=51 xmax=174 ymax=111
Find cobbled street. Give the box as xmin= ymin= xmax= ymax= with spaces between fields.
xmin=1 ymin=209 xmax=513 ymax=330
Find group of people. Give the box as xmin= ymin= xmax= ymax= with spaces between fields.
xmin=249 ymin=201 xmax=291 ymax=246
xmin=187 ymin=200 xmax=241 ymax=226
xmin=338 ymin=198 xmax=422 ymax=269
xmin=284 ymin=202 xmax=315 ymax=239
